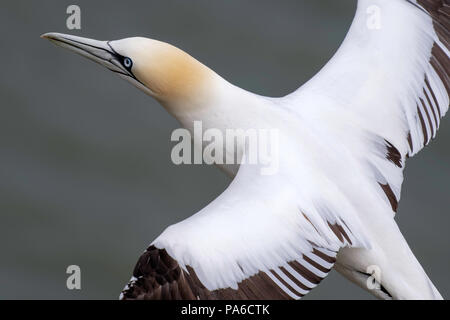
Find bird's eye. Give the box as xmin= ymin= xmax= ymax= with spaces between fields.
xmin=123 ymin=57 xmax=133 ymax=69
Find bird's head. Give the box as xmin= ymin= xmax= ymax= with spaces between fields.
xmin=41 ymin=33 xmax=219 ymax=115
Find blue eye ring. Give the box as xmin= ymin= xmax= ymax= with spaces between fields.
xmin=123 ymin=57 xmax=132 ymax=69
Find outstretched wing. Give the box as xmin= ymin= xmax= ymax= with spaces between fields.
xmin=120 ymin=160 xmax=368 ymax=300
xmin=121 ymin=0 xmax=449 ymax=300
xmin=285 ymin=0 xmax=449 ymax=214
xmin=121 ymin=245 xmax=338 ymax=300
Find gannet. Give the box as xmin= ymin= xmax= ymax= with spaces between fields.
xmin=42 ymin=0 xmax=449 ymax=300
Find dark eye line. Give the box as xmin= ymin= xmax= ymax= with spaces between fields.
xmin=106 ymin=43 xmax=140 ymax=83
xmin=106 ymin=42 xmax=132 ymax=70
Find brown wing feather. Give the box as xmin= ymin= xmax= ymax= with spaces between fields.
xmin=120 ymin=245 xmax=337 ymax=300
xmin=409 ymin=0 xmax=450 ymax=152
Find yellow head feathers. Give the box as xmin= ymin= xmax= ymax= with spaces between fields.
xmin=110 ymin=37 xmax=217 ymax=106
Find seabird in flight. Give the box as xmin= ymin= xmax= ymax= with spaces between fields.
xmin=42 ymin=0 xmax=449 ymax=300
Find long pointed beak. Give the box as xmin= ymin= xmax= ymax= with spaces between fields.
xmin=41 ymin=32 xmax=132 ymax=78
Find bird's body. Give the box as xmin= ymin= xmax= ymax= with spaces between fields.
xmin=43 ymin=0 xmax=449 ymax=300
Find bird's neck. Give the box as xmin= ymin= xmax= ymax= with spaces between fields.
xmin=160 ymin=76 xmax=276 ymax=178
xmin=159 ymin=73 xmax=268 ymax=132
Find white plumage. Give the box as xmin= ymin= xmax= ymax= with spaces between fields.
xmin=43 ymin=0 xmax=449 ymax=300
